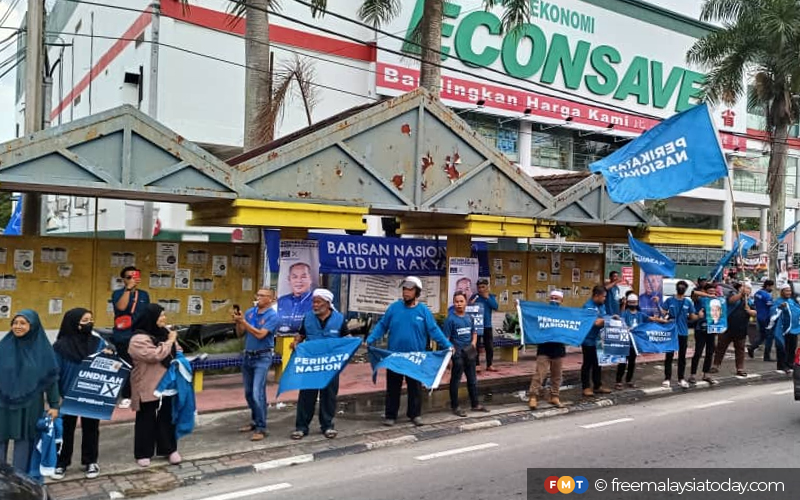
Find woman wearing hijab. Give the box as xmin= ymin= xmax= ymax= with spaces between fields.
xmin=0 ymin=309 xmax=60 ymax=472
xmin=52 ymin=308 xmax=108 ymax=480
xmin=128 ymin=304 xmax=181 ymax=467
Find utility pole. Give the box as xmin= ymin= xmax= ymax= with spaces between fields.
xmin=22 ymin=0 xmax=45 ymax=236
xmin=140 ymin=0 xmax=160 ymax=240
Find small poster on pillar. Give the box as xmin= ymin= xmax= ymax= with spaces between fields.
xmin=276 ymin=240 xmax=320 ymax=335
xmin=447 ymin=257 xmax=479 ymax=308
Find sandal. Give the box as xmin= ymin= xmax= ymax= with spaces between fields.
xmin=323 ymin=429 xmax=338 ymax=439
xmin=702 ymin=376 xmax=718 ymax=385
xmin=736 ymin=371 xmax=747 ymax=377
xmin=614 ymin=383 xmax=623 ymax=390
xmin=453 ymin=408 xmax=467 ymax=417
xmin=290 ymin=431 xmax=305 ymax=440
xmin=471 ymin=405 xmax=490 ymax=412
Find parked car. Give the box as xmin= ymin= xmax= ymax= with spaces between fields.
xmin=0 ymin=463 xmax=51 ymax=500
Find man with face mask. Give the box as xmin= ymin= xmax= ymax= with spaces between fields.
xmin=711 ymin=282 xmax=755 ymax=377
xmin=616 ymin=292 xmax=667 ymax=389
xmin=366 ymin=276 xmax=453 ymax=427
xmin=661 ymin=280 xmax=698 ymax=388
xmin=689 ymin=283 xmax=720 ymax=385
xmin=528 ymin=290 xmax=568 ymax=410
xmin=290 ymin=289 xmax=348 ymax=440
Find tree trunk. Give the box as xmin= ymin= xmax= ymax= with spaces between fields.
xmin=418 ymin=0 xmax=442 ymax=95
xmin=244 ymin=0 xmax=272 ymax=150
xmin=767 ymin=120 xmax=789 ymax=281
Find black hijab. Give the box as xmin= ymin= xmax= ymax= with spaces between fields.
xmin=53 ymin=307 xmax=99 ymax=363
xmin=133 ymin=303 xmax=174 ymax=367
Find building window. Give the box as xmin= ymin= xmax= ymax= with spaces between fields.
xmin=461 ymin=112 xmax=518 ymax=162
xmin=730 ymin=153 xmax=768 ymax=194
xmin=531 ymin=131 xmax=572 ymax=170
xmin=787 ymin=156 xmax=798 ymax=197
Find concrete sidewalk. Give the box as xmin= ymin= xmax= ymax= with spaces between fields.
xmin=44 ymin=346 xmax=793 ymax=500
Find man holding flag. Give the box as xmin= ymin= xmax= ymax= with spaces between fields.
xmin=528 ymin=290 xmax=568 ymax=410
xmin=365 ymin=277 xmax=453 ymax=427
xmin=290 ymin=289 xmax=348 ymax=441
xmin=582 ymin=286 xmax=613 ymax=397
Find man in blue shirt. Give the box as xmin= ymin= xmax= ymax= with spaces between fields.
xmin=277 ymin=262 xmax=314 ymax=334
xmin=111 ymin=266 xmax=150 ymax=409
xmin=529 ymin=290 xmax=568 ymax=409
xmin=661 ymin=280 xmax=698 ymax=388
xmin=582 ymin=285 xmax=612 ymax=397
xmin=366 ymin=276 xmax=453 ymax=427
xmin=749 ymin=279 xmax=775 ymax=361
xmin=234 ymin=288 xmax=279 ymax=442
xmin=469 ymin=278 xmax=499 ymax=372
xmin=290 ymin=289 xmax=348 ymax=440
xmin=604 ymin=271 xmax=622 ymax=316
xmin=444 ymin=291 xmax=487 ymax=417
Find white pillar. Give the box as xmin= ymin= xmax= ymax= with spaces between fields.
xmin=760 ymin=208 xmax=769 ymax=251
xmin=518 ymin=120 xmax=532 ymax=175
xmin=723 ymin=176 xmax=734 ymax=250
xmin=794 ymin=208 xmax=800 ymax=255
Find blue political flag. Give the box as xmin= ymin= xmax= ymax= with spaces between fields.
xmin=767 ymin=299 xmax=800 ymax=344
xmin=590 ymin=104 xmax=728 ymax=203
xmin=778 ymin=220 xmax=800 ymax=242
xmin=517 ymin=301 xmax=598 ymax=346
xmin=60 ymin=354 xmax=131 ymax=420
xmin=4 ymin=197 xmax=21 ymax=235
xmin=628 ymin=232 xmax=675 ymax=277
xmin=368 ymin=347 xmax=452 ymax=390
xmin=277 ymin=337 xmax=361 ymax=396
xmin=630 ymin=322 xmax=677 ymax=354
xmin=709 ymin=234 xmax=758 ymax=281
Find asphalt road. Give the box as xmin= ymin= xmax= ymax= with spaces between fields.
xmin=148 ymin=380 xmax=800 ymax=500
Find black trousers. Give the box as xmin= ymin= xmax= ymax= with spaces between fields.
xmin=134 ymin=397 xmax=177 ymax=460
xmin=778 ymin=334 xmax=798 ymax=371
xmin=385 ymin=369 xmax=422 ymax=420
xmin=450 ymin=351 xmax=479 ymax=409
xmin=581 ymin=345 xmax=601 ymax=390
xmin=476 ymin=327 xmax=494 ymax=368
xmin=691 ymin=330 xmax=715 ymax=375
xmin=116 ymin=342 xmax=133 ymax=400
xmin=295 ymin=375 xmax=339 ymax=434
xmin=665 ymin=335 xmax=689 ymax=381
xmin=616 ymin=345 xmax=637 ymax=383
xmin=57 ymin=414 xmax=100 ymax=468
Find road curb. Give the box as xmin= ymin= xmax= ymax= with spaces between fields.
xmin=53 ymin=368 xmax=792 ymax=500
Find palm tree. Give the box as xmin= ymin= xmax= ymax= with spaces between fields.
xmin=687 ymin=0 xmax=800 ymax=278
xmin=358 ymin=0 xmax=530 ymax=95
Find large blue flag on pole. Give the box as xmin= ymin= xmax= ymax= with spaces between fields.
xmin=517 ymin=301 xmax=598 ymax=346
xmin=368 ymin=347 xmax=452 ymax=390
xmin=630 ymin=322 xmax=677 ymax=354
xmin=277 ymin=337 xmax=361 ymax=396
xmin=778 ymin=220 xmax=800 ymax=242
xmin=709 ymin=233 xmax=758 ymax=281
xmin=628 ymin=232 xmax=675 ymax=277
xmin=3 ymin=197 xmax=21 ymax=235
xmin=590 ymin=104 xmax=728 ymax=203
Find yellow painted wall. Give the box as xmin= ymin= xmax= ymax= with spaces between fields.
xmin=0 ymin=236 xmax=260 ymax=330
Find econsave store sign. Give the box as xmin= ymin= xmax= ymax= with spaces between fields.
xmin=375 ymin=0 xmax=747 ymax=140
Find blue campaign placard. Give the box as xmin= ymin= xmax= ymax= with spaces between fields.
xmin=704 ymin=297 xmax=728 ymax=334
xmin=602 ymin=317 xmax=631 ymax=356
xmin=60 ymin=354 xmax=131 ymax=420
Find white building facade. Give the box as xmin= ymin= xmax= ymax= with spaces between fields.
xmin=15 ymin=0 xmax=800 ymax=250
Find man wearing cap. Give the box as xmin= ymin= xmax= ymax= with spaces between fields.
xmin=290 ymin=289 xmax=348 ymax=440
xmin=470 ymin=278 xmax=499 ymax=372
xmin=366 ymin=276 xmax=453 ymax=427
xmin=766 ymin=283 xmax=798 ymax=373
xmin=528 ymin=290 xmax=568 ymax=410
xmin=749 ymin=279 xmax=775 ymax=361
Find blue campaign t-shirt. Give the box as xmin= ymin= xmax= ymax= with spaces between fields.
xmin=367 ymin=300 xmax=452 ymax=352
xmin=443 ymin=312 xmax=475 ymax=350
xmin=662 ymin=296 xmax=695 ymax=337
xmin=621 ymin=309 xmax=649 ymax=329
xmin=244 ymin=306 xmax=280 ymax=351
xmin=582 ymin=298 xmax=605 ymax=346
xmin=605 ymin=285 xmax=621 ymax=316
xmin=469 ymin=293 xmax=498 ymax=330
xmin=276 ymin=291 xmax=313 ymax=334
xmin=754 ymin=289 xmax=774 ymax=326
xmin=111 ymin=288 xmax=150 ymax=344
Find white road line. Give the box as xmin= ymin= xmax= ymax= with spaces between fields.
xmin=692 ymin=400 xmax=734 ymax=410
xmin=579 ymin=418 xmax=634 ymax=429
xmin=253 ymin=454 xmax=313 ymax=471
xmin=771 ymin=389 xmax=794 ymax=395
xmin=414 ymin=442 xmax=499 ymax=461
xmin=195 ymin=483 xmax=292 ymax=500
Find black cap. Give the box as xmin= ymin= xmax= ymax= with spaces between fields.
xmin=477 ymin=278 xmax=489 ymax=286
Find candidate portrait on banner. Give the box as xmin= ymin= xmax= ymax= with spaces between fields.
xmin=277 ymin=240 xmax=320 ymax=334
xmin=447 ymin=257 xmax=479 ymax=307
xmin=639 ymin=273 xmax=663 ymax=318
xmin=705 ymin=297 xmax=728 ymax=334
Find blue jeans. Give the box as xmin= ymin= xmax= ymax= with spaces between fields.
xmin=242 ymin=353 xmax=272 ymax=432
xmin=0 ymin=439 xmax=33 ymax=473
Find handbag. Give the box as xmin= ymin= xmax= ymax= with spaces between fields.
xmin=114 ymin=290 xmax=138 ymax=330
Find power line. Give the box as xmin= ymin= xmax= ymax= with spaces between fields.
xmin=0 ymin=0 xmax=22 ymax=28
xmin=0 ymin=53 xmax=22 ymax=81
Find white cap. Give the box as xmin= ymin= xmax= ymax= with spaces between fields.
xmin=780 ymin=283 xmax=791 ymax=291
xmin=549 ymin=289 xmax=564 ymax=298
xmin=312 ymin=288 xmax=334 ymax=304
xmin=400 ymin=276 xmax=423 ymax=290
xmin=626 ymin=294 xmax=639 ymax=303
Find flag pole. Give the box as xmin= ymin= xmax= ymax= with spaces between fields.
xmin=725 ymin=170 xmax=748 ymax=282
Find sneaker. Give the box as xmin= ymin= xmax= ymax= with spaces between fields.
xmin=688 ymin=376 xmax=697 ymax=385
xmin=747 ymin=346 xmax=755 ymax=359
xmin=137 ymin=458 xmax=150 ymax=467
xmin=661 ymin=380 xmax=671 ymax=388
xmin=709 ymin=366 xmax=719 ymax=374
xmin=382 ymin=418 xmax=396 ymax=427
xmin=250 ymin=432 xmax=265 ymax=442
xmin=452 ymin=407 xmax=467 ymax=417
xmin=168 ymin=451 xmax=182 ymax=465
xmin=679 ymin=379 xmax=690 ymax=388
xmin=411 ymin=417 xmax=424 ymax=427
xmin=52 ymin=467 xmax=66 ymax=480
xmin=118 ymin=398 xmax=132 ymax=409
xmin=85 ymin=463 xmax=99 ymax=479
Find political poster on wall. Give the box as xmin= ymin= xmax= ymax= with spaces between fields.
xmin=639 ymin=273 xmax=663 ymax=318
xmin=349 ymin=275 xmax=441 ymax=314
xmin=704 ymin=297 xmax=728 ymax=334
xmin=60 ymin=354 xmax=131 ymax=420
xmin=447 ymin=257 xmax=479 ymax=307
xmin=277 ymin=240 xmax=320 ymax=334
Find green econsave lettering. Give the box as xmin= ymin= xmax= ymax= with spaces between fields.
xmin=453 ymin=11 xmax=501 ymax=67
xmin=500 ymin=24 xmax=548 ymax=79
xmin=614 ymin=56 xmax=650 ymax=105
xmin=585 ymin=45 xmax=620 ymax=95
xmin=650 ymin=61 xmax=684 ymax=109
xmin=675 ymin=70 xmax=704 ymax=112
xmin=540 ymin=34 xmax=591 ymax=90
